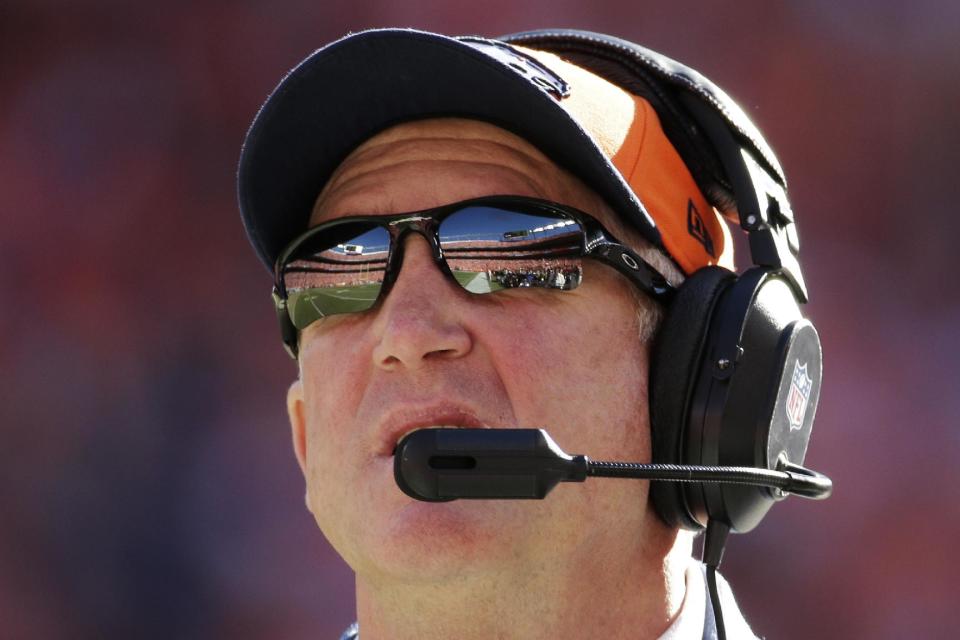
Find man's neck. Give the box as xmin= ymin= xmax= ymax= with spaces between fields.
xmin=353 ymin=531 xmax=694 ymax=640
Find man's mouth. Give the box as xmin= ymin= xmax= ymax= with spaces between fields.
xmin=376 ymin=406 xmax=489 ymax=456
xmin=391 ymin=425 xmax=443 ymax=455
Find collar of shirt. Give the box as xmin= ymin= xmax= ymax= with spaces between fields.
xmin=660 ymin=560 xmax=759 ymax=640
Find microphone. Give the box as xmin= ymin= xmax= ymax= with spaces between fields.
xmin=393 ymin=428 xmax=832 ymax=502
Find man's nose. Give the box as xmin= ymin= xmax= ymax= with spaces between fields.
xmin=371 ymin=234 xmax=473 ymax=371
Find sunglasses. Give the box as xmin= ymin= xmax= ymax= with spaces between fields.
xmin=273 ymin=196 xmax=675 ymax=355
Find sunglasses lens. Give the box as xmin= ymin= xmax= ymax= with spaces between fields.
xmin=279 ymin=203 xmax=587 ymax=330
xmin=282 ymin=222 xmax=390 ymax=329
xmin=440 ymin=205 xmax=583 ymax=293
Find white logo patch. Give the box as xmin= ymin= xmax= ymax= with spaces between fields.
xmin=786 ymin=360 xmax=813 ymax=431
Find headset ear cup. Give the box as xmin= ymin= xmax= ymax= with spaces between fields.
xmin=649 ymin=266 xmax=735 ymax=530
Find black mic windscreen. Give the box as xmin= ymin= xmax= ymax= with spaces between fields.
xmin=393 ymin=428 xmax=587 ymax=501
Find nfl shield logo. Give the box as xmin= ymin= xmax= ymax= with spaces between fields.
xmin=786 ymin=360 xmax=813 ymax=431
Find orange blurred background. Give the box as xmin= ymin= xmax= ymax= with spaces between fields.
xmin=2 ymin=1 xmax=958 ymax=638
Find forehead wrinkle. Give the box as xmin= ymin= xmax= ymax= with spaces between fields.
xmin=313 ymin=159 xmax=552 ymax=224
xmin=314 ymin=120 xmax=562 ymax=213
xmin=323 ymin=135 xmax=554 ymax=193
xmin=327 ymin=158 xmax=546 ymax=200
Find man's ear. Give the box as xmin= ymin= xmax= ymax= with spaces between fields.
xmin=287 ymin=379 xmax=308 ymax=476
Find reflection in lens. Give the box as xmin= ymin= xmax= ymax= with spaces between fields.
xmin=282 ymin=223 xmax=390 ymax=328
xmin=440 ymin=206 xmax=584 ymax=294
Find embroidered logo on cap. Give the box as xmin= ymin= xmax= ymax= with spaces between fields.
xmin=460 ymin=37 xmax=570 ymax=100
xmin=686 ymin=200 xmax=715 ymax=257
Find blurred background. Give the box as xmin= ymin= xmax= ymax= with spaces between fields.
xmin=2 ymin=1 xmax=958 ymax=638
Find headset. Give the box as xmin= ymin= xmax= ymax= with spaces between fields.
xmin=497 ymin=30 xmax=825 ymax=537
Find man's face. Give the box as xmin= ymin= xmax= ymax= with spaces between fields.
xmin=287 ymin=118 xmax=676 ymax=587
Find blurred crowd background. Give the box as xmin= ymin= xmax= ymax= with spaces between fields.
xmin=2 ymin=1 xmax=958 ymax=638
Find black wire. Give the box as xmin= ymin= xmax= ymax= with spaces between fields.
xmin=706 ymin=564 xmax=727 ymax=640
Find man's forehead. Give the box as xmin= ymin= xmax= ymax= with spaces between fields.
xmin=310 ymin=118 xmax=617 ymax=228
xmin=318 ymin=119 xmax=551 ymax=204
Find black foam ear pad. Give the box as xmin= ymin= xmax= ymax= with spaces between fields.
xmin=649 ymin=266 xmax=735 ymax=530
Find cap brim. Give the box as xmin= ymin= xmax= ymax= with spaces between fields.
xmin=238 ymin=28 xmax=660 ymax=270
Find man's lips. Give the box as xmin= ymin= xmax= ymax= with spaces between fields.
xmin=376 ymin=405 xmax=489 ymax=456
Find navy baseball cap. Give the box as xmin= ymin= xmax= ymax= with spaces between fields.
xmin=238 ymin=28 xmax=783 ymax=274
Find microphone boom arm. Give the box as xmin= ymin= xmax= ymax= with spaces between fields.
xmin=394 ymin=428 xmax=832 ymax=502
xmin=584 ymin=459 xmax=831 ymax=499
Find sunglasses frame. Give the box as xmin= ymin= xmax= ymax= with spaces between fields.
xmin=272 ymin=195 xmax=676 ymax=358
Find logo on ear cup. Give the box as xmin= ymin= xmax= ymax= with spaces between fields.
xmin=687 ymin=200 xmax=715 ymax=257
xmin=786 ymin=360 xmax=813 ymax=431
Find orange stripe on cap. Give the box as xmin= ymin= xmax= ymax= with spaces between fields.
xmin=519 ymin=47 xmax=734 ymax=274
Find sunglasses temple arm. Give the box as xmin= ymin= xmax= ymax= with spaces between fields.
xmin=588 ymin=241 xmax=676 ymax=302
xmin=272 ymin=289 xmax=300 ymax=360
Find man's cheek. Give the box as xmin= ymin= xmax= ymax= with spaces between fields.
xmin=300 ymin=394 xmax=350 ymax=484
xmin=301 ymin=352 xmax=367 ymax=429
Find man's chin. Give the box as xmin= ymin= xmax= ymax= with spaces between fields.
xmin=324 ymin=455 xmax=553 ymax=581
xmin=353 ymin=498 xmax=529 ymax=582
